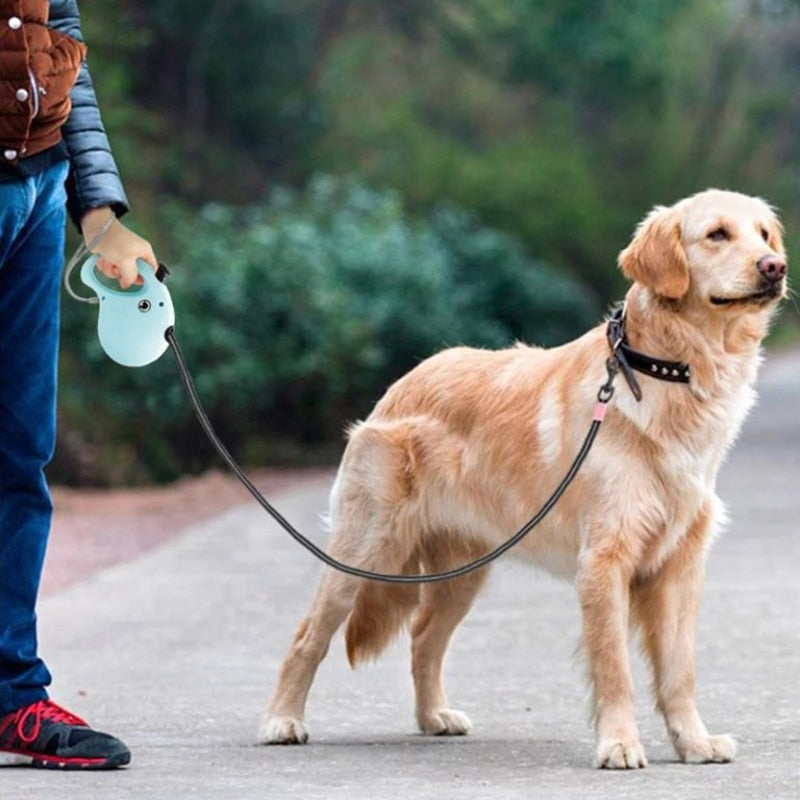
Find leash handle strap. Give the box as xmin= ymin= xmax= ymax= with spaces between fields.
xmin=165 ymin=327 xmax=610 ymax=584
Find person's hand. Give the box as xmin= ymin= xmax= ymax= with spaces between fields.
xmin=81 ymin=207 xmax=157 ymax=289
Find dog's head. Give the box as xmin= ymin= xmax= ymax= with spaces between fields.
xmin=618 ymin=189 xmax=788 ymax=314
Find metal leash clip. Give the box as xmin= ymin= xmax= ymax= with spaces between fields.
xmin=605 ymin=303 xmax=643 ymax=402
xmin=597 ymin=355 xmax=619 ymax=404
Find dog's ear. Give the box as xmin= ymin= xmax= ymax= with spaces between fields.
xmin=618 ymin=205 xmax=690 ymax=300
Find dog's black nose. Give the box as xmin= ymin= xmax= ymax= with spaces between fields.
xmin=757 ymin=254 xmax=787 ymax=283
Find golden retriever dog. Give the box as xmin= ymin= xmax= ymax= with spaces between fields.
xmin=259 ymin=189 xmax=787 ymax=769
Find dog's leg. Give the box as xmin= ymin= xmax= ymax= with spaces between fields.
xmin=410 ymin=539 xmax=489 ymax=736
xmin=258 ymin=567 xmax=359 ymax=745
xmin=577 ymin=545 xmax=646 ymax=769
xmin=260 ymin=421 xmax=424 ymax=744
xmin=632 ymin=502 xmax=736 ymax=764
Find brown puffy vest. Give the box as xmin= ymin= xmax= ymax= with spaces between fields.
xmin=0 ymin=0 xmax=85 ymax=163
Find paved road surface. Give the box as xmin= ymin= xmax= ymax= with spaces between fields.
xmin=1 ymin=349 xmax=798 ymax=800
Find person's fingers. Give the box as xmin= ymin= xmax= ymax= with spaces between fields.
xmin=96 ymin=257 xmax=119 ymax=279
xmin=97 ymin=255 xmax=151 ymax=288
xmin=90 ymin=219 xmax=157 ymax=289
xmin=117 ymin=259 xmax=145 ymax=289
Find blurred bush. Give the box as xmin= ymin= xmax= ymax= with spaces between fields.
xmin=53 ymin=177 xmax=598 ymax=485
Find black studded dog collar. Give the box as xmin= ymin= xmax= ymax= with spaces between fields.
xmin=606 ymin=304 xmax=691 ymax=402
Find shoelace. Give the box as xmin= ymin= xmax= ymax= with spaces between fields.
xmin=14 ymin=700 xmax=88 ymax=744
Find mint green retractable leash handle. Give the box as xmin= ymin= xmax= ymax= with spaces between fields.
xmin=64 ymin=249 xmax=615 ymax=583
xmin=77 ymin=254 xmax=175 ymax=367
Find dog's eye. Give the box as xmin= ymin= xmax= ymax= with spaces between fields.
xmin=707 ymin=227 xmax=729 ymax=242
xmin=760 ymin=228 xmax=770 ymax=243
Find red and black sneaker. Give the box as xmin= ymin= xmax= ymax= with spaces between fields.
xmin=0 ymin=699 xmax=130 ymax=770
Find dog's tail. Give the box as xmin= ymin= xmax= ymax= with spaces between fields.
xmin=344 ymin=550 xmax=421 ymax=667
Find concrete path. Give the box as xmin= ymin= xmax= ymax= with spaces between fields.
xmin=2 ymin=350 xmax=798 ymax=800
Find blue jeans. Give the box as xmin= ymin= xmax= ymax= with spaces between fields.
xmin=0 ymin=159 xmax=69 ymax=715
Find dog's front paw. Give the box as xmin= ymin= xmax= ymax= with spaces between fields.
xmin=594 ymin=737 xmax=648 ymax=770
xmin=258 ymin=715 xmax=309 ymax=745
xmin=676 ymin=733 xmax=736 ymax=764
xmin=417 ymin=708 xmax=472 ymax=736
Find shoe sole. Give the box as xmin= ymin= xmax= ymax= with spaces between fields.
xmin=0 ymin=747 xmax=130 ymax=770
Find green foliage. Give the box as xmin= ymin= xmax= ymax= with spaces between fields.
xmin=51 ymin=0 xmax=800 ymax=483
xmin=308 ymin=0 xmax=800 ymax=294
xmin=54 ymin=178 xmax=598 ymax=484
xmin=84 ymin=1 xmax=800 ymax=288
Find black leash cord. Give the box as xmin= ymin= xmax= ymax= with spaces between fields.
xmin=165 ymin=327 xmax=611 ymax=584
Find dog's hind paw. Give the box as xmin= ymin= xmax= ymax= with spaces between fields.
xmin=417 ymin=708 xmax=472 ymax=736
xmin=677 ymin=733 xmax=736 ymax=764
xmin=594 ymin=738 xmax=648 ymax=770
xmin=258 ymin=715 xmax=309 ymax=745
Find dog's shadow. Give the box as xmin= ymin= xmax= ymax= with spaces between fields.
xmin=253 ymin=732 xmax=662 ymax=769
xmin=254 ymin=731 xmax=688 ymax=778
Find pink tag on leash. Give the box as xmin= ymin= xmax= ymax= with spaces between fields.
xmin=593 ymin=402 xmax=608 ymax=422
